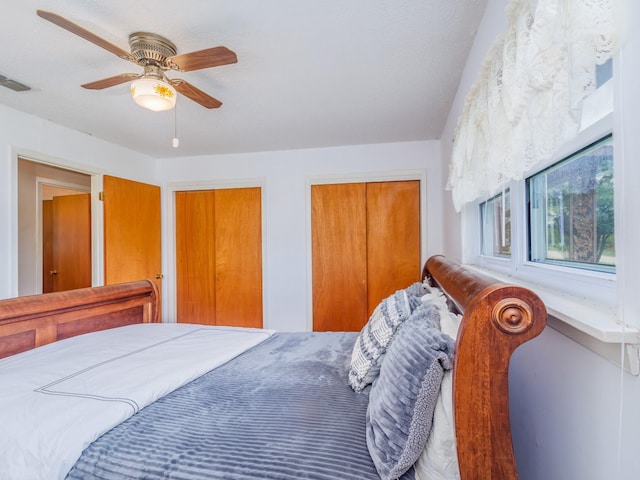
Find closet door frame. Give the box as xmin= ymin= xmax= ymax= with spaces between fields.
xmin=166 ymin=178 xmax=267 ymax=325
xmin=306 ymin=170 xmax=429 ymax=331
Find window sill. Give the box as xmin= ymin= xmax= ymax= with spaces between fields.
xmin=465 ymin=264 xmax=640 ymax=375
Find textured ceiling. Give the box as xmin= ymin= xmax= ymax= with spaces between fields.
xmin=0 ymin=1 xmax=487 ymax=158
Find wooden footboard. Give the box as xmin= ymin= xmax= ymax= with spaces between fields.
xmin=0 ymin=280 xmax=158 ymax=359
xmin=424 ymin=255 xmax=547 ymax=480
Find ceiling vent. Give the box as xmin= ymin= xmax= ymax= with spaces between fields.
xmin=0 ymin=74 xmax=31 ymax=92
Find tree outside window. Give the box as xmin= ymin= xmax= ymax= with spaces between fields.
xmin=528 ymin=135 xmax=614 ymax=272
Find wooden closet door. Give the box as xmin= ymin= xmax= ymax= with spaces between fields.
xmin=175 ymin=187 xmax=263 ymax=328
xmin=175 ymin=190 xmax=217 ymax=324
xmin=366 ymin=180 xmax=421 ymax=315
xmin=311 ymin=180 xmax=421 ymax=331
xmin=214 ymin=187 xmax=263 ymax=328
xmin=312 ymin=183 xmax=368 ymax=332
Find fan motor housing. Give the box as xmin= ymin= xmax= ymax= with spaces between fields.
xmin=128 ymin=32 xmax=177 ymax=66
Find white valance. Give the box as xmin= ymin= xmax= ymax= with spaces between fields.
xmin=447 ymin=0 xmax=622 ymax=212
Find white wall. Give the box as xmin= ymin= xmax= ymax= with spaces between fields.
xmin=439 ymin=0 xmax=508 ymax=261
xmin=158 ymin=140 xmax=442 ymax=331
xmin=0 ymin=104 xmax=157 ymax=299
xmin=510 ymin=329 xmax=640 ymax=480
xmin=440 ymin=1 xmax=640 ymax=478
xmin=0 ymin=105 xmax=441 ymax=332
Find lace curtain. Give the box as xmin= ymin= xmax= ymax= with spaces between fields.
xmin=447 ymin=0 xmax=621 ymax=212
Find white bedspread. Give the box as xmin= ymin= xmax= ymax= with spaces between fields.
xmin=0 ymin=323 xmax=274 ymax=480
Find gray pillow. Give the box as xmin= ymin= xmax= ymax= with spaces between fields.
xmin=348 ymin=290 xmax=412 ymax=392
xmin=366 ymin=302 xmax=455 ymax=480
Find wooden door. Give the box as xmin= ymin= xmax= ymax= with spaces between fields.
xmin=311 ymin=180 xmax=421 ymax=331
xmin=175 ymin=187 xmax=263 ymax=328
xmin=175 ymin=190 xmax=217 ymax=325
xmin=312 ymin=183 xmax=368 ymax=332
xmin=214 ymin=188 xmax=263 ymax=328
xmin=51 ymin=193 xmax=92 ymax=292
xmin=366 ymin=180 xmax=421 ymax=315
xmin=103 ymin=176 xmax=162 ymax=318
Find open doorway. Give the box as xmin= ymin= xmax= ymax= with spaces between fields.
xmin=18 ymin=158 xmax=92 ymax=295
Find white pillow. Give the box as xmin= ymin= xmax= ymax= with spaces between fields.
xmin=414 ymin=289 xmax=462 ymax=480
xmin=440 ymin=308 xmax=462 ymax=339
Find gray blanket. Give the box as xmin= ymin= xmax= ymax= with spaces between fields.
xmin=66 ymin=332 xmax=414 ymax=480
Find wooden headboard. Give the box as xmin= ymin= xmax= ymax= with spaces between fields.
xmin=423 ymin=255 xmax=547 ymax=479
xmin=0 ymin=280 xmax=158 ymax=359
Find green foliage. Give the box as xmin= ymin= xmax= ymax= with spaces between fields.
xmin=596 ymin=170 xmax=614 ymax=263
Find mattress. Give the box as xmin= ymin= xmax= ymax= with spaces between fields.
xmin=0 ymin=323 xmax=275 ymax=480
xmin=66 ymin=331 xmax=411 ymax=479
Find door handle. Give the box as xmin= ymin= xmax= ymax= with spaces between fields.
xmin=49 ymin=270 xmax=58 ymax=275
xmin=155 ymin=273 xmax=164 ymax=279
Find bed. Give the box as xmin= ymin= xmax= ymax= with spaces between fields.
xmin=0 ymin=255 xmax=546 ymax=480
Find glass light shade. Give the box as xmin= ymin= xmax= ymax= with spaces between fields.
xmin=130 ymin=78 xmax=177 ymax=111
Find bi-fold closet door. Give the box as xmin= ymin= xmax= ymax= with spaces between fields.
xmin=311 ymin=180 xmax=421 ymax=332
xmin=175 ymin=187 xmax=263 ymax=328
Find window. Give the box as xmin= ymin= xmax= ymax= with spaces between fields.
xmin=480 ymin=189 xmax=511 ymax=257
xmin=527 ymin=135 xmax=614 ymax=273
xmin=459 ymin=13 xmax=632 ymax=355
xmin=462 ymin=42 xmax=621 ymax=321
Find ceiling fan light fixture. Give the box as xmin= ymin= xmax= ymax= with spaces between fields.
xmin=130 ymin=78 xmax=176 ymax=111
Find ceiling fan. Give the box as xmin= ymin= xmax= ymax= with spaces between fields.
xmin=36 ymin=10 xmax=237 ymax=111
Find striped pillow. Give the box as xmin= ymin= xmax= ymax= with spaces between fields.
xmin=348 ymin=290 xmax=412 ymax=392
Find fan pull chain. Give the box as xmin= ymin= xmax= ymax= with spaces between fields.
xmin=172 ymin=101 xmax=179 ymax=148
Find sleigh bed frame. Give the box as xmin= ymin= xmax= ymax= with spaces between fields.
xmin=0 ymin=255 xmax=546 ymax=479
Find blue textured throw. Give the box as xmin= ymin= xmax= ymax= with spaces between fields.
xmin=366 ymin=303 xmax=455 ymax=480
xmin=67 ymin=332 xmax=415 ymax=480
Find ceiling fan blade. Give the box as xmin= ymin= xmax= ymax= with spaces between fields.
xmin=37 ymin=10 xmax=135 ymax=62
xmin=82 ymin=73 xmax=140 ymax=90
xmin=171 ymin=79 xmax=223 ymax=108
xmin=167 ymin=46 xmax=237 ymax=72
